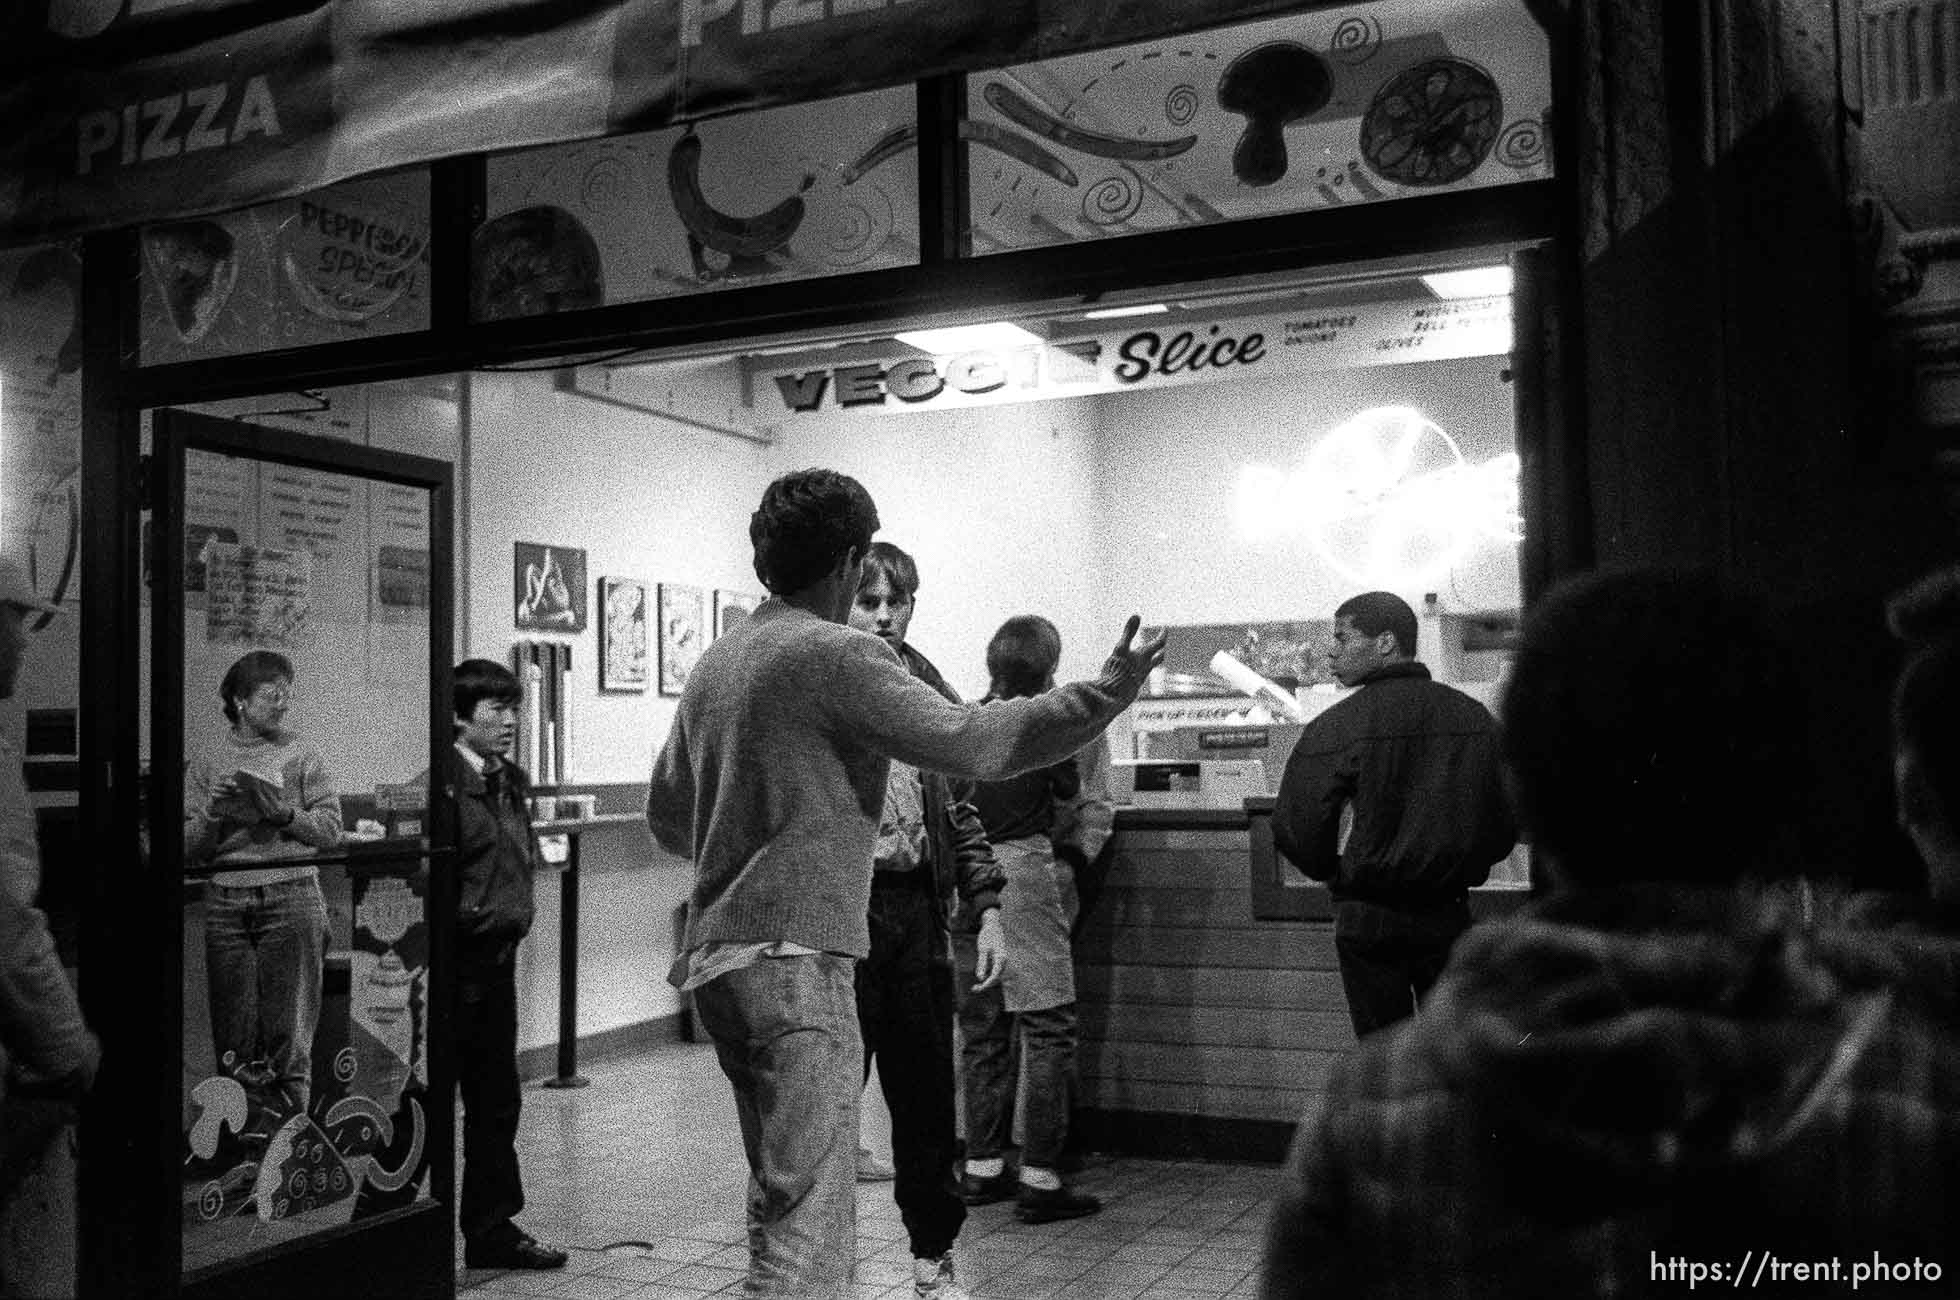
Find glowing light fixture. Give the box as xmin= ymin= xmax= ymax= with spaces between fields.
xmin=1235 ymin=405 xmax=1523 ymax=587
xmin=893 ymin=322 xmax=1043 ymax=354
xmin=1083 ymin=303 xmax=1169 ymax=320
xmin=1420 ymin=266 xmax=1513 ymax=299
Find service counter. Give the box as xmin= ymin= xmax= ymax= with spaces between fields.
xmin=1072 ymin=800 xmax=1531 ymax=1163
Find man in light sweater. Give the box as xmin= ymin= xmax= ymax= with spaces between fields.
xmin=646 ymin=469 xmax=1164 ymax=1300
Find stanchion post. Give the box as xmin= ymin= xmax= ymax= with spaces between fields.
xmin=542 ymin=829 xmax=589 ymax=1088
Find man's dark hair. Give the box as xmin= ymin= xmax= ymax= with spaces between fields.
xmin=750 ymin=469 xmax=880 ymax=596
xmin=455 ymin=658 xmax=522 ymax=721
xmin=859 ymin=540 xmax=919 ymax=601
xmin=1500 ymin=568 xmax=1802 ymax=888
xmin=1335 ymin=591 xmax=1418 ymax=659
xmin=220 ymin=650 xmax=293 ymax=724
xmin=1889 ymin=567 xmax=1960 ymax=836
xmin=987 ymin=614 xmax=1061 ymax=700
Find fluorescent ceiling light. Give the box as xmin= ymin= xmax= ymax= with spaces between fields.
xmin=893 ymin=322 xmax=1044 ymax=354
xmin=1421 ymin=266 xmax=1513 ymax=299
xmin=1083 ymin=303 xmax=1169 ymax=320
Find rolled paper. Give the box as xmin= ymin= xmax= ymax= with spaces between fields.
xmin=1207 ymin=650 xmax=1308 ymax=722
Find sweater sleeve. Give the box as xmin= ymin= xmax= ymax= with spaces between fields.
xmin=646 ymin=712 xmax=695 ymax=857
xmin=285 ymin=744 xmax=344 ymax=850
xmin=827 ymin=633 xmax=1132 ymax=782
xmin=1052 ymin=738 xmax=1115 ymax=867
xmin=183 ymin=754 xmax=222 ymax=864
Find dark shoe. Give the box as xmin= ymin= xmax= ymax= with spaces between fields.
xmin=958 ymin=1167 xmax=1016 ymax=1205
xmin=465 ymin=1233 xmax=568 ymax=1270
xmin=1016 ymin=1184 xmax=1101 ymax=1224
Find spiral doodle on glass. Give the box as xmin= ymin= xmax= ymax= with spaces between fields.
xmin=1330 ymin=15 xmax=1385 ymax=66
xmin=579 ymin=154 xmax=632 ymax=211
xmin=1082 ymin=169 xmax=1145 ymax=226
xmin=1164 ymin=83 xmax=1201 ymax=126
xmin=810 ymin=182 xmax=895 ymax=266
xmin=1495 ymin=119 xmax=1546 ymax=170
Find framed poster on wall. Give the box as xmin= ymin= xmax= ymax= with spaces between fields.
xmin=513 ymin=541 xmax=586 ymax=632
xmin=598 ymin=576 xmax=649 ymax=692
xmin=714 ymin=589 xmax=761 ymax=639
xmin=658 ymin=582 xmax=706 ymax=696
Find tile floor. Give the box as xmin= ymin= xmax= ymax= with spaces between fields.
xmin=458 ymin=1041 xmax=1281 ymax=1299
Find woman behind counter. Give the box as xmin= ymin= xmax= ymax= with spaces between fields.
xmin=183 ymin=650 xmax=342 ymax=1124
xmin=958 ymin=615 xmax=1101 ymax=1224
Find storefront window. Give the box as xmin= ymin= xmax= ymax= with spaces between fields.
xmin=476 ymin=86 xmax=919 ymax=320
xmin=150 ymin=410 xmax=453 ymax=1276
xmin=137 ymin=169 xmax=433 ymax=366
xmin=966 ymin=0 xmax=1551 ymax=255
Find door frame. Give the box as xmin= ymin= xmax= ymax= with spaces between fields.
xmin=136 ymin=411 xmax=458 ymax=1300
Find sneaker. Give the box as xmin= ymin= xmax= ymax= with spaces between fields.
xmin=1016 ymin=1183 xmax=1101 ymax=1224
xmin=857 ymin=1147 xmax=896 ymax=1181
xmin=913 ymin=1252 xmax=970 ymax=1299
xmin=958 ymin=1167 xmax=1016 ymax=1205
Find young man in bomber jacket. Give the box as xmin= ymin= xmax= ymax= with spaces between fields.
xmin=444 ymin=658 xmax=567 ymax=1272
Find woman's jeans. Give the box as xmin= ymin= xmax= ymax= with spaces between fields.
xmin=204 ymin=874 xmax=329 ymax=1115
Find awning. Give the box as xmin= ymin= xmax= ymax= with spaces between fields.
xmin=0 ymin=0 xmax=1347 ymax=248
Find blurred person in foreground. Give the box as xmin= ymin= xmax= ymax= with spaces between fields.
xmin=846 ymin=540 xmax=1006 ymax=1298
xmin=1261 ymin=568 xmax=1960 ymax=1299
xmin=1885 ymin=566 xmax=1960 ymax=918
xmin=646 ymin=469 xmax=1163 ymax=1300
xmin=0 ymin=558 xmax=97 ymax=1299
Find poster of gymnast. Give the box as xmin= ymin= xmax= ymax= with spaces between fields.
xmin=513 ymin=542 xmax=586 ymax=633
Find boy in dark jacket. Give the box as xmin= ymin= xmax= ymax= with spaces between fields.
xmin=849 ymin=542 xmax=1006 ymax=1298
xmin=447 ymin=658 xmax=565 ymax=1271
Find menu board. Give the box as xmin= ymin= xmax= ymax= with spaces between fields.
xmin=202 ymin=541 xmax=312 ymax=648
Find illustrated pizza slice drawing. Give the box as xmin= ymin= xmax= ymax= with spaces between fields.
xmin=1359 ymin=58 xmax=1502 ymax=188
xmin=141 ymin=220 xmax=239 ymax=344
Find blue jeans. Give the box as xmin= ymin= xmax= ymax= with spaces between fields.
xmin=204 ymin=875 xmax=329 ymax=1114
xmin=957 ymin=981 xmax=1078 ymax=1172
xmin=694 ymin=953 xmax=860 ymax=1299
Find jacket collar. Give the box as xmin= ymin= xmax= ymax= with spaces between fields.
xmin=899 ymin=641 xmax=963 ymax=704
xmin=449 ymin=743 xmax=499 ymax=797
xmin=1355 ymin=660 xmax=1433 ymax=688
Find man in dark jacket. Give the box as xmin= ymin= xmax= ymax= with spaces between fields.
xmin=1272 ymin=591 xmax=1515 ymax=1036
xmin=849 ymin=541 xmax=1005 ymax=1299
xmin=446 ymin=658 xmax=566 ymax=1271
xmin=1260 ymin=569 xmax=1960 ymax=1299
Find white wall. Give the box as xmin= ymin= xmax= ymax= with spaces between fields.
xmin=464 ymin=370 xmax=782 ymax=1042
xmin=768 ymin=399 xmax=1111 ymax=696
xmin=466 ymin=370 xmax=778 ymax=786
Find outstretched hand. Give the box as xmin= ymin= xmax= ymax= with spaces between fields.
xmin=1094 ymin=614 xmax=1168 ymax=701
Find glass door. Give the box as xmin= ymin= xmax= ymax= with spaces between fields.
xmin=149 ymin=410 xmax=456 ymax=1298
